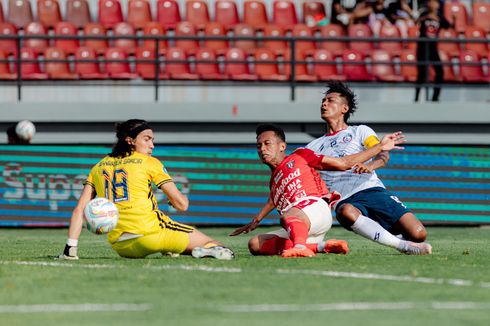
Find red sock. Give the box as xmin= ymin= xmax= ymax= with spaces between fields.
xmin=283 ymin=216 xmax=309 ymax=247
xmin=258 ymin=236 xmax=319 ymax=255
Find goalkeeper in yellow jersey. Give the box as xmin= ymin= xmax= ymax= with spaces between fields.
xmin=58 ymin=119 xmax=234 ymax=260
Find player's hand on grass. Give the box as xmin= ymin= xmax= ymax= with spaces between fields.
xmin=55 ymin=244 xmax=79 ymax=260
xmin=230 ymin=219 xmax=260 ymax=236
xmin=353 ymin=163 xmax=373 ymax=174
xmin=380 ymin=131 xmax=405 ymax=151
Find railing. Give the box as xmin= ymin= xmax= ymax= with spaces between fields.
xmin=0 ymin=33 xmax=489 ymax=101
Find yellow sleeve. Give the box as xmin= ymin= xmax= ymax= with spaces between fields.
xmin=363 ymin=135 xmax=380 ymax=149
xmin=148 ymin=157 xmax=173 ymax=187
xmin=83 ymin=165 xmax=97 ymax=189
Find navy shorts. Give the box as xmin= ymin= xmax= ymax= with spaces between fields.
xmin=335 ymin=187 xmax=411 ymax=231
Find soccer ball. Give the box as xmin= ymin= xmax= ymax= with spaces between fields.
xmin=15 ymin=120 xmax=36 ymax=141
xmin=84 ymin=198 xmax=119 ymax=234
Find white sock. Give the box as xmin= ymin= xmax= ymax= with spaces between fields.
xmin=351 ymin=215 xmax=403 ymax=250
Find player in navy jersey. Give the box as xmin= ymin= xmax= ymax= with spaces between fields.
xmin=306 ymin=81 xmax=432 ymax=255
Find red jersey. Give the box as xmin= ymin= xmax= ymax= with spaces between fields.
xmin=269 ymin=148 xmax=330 ymax=212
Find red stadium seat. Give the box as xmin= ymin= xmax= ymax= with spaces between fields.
xmin=290 ymin=24 xmax=315 ymax=56
xmin=438 ymin=28 xmax=460 ymax=58
xmin=0 ymin=49 xmax=16 ymax=79
xmin=195 ymin=48 xmax=227 ymax=80
xmin=16 ymin=47 xmax=48 ymax=79
xmin=405 ymin=25 xmax=419 ymax=50
xmin=185 ymin=0 xmax=210 ymax=31
xmin=224 ymin=47 xmax=257 ymax=80
xmin=443 ymin=2 xmax=468 ymax=34
xmin=399 ymin=49 xmax=417 ymax=82
xmin=458 ymin=50 xmax=486 ymax=82
xmin=0 ymin=2 xmax=4 ymax=23
xmin=135 ymin=47 xmax=168 ymax=79
xmin=215 ymin=0 xmax=239 ymax=30
xmin=254 ymin=48 xmax=287 ymax=81
xmin=464 ymin=26 xmax=489 ymax=57
xmin=83 ymin=23 xmax=108 ymax=54
xmin=113 ymin=22 xmax=137 ymax=54
xmin=437 ymin=50 xmax=460 ymax=82
xmin=7 ymin=0 xmax=33 ymax=29
xmin=272 ymin=0 xmax=298 ymax=31
xmin=0 ymin=22 xmax=18 ymax=55
xmin=262 ymin=24 xmax=287 ymax=55
xmin=175 ymin=21 xmax=199 ymax=55
xmin=243 ymin=0 xmax=268 ymax=30
xmin=24 ymin=22 xmax=49 ymax=54
xmin=473 ymin=2 xmax=490 ymax=33
xmin=318 ymin=24 xmax=346 ymax=57
xmin=98 ymin=0 xmax=124 ymax=29
xmin=127 ymin=0 xmax=152 ymax=30
xmin=165 ymin=47 xmax=199 ymax=79
xmin=312 ymin=49 xmax=346 ymax=81
xmin=44 ymin=47 xmax=78 ymax=79
xmin=283 ymin=50 xmax=317 ymax=82
xmin=233 ymin=24 xmax=257 ymax=54
xmin=348 ymin=24 xmax=374 ymax=54
xmin=378 ymin=22 xmax=403 ymax=54
xmin=37 ymin=0 xmax=62 ymax=29
xmin=204 ymin=22 xmax=228 ymax=55
xmin=54 ymin=22 xmax=79 ymax=55
xmin=74 ymin=46 xmax=108 ymax=79
xmin=66 ymin=0 xmax=92 ymax=29
xmin=371 ymin=50 xmax=404 ymax=82
xmin=302 ymin=1 xmax=326 ymax=27
xmin=141 ymin=22 xmax=167 ymax=53
xmin=104 ymin=47 xmax=138 ymax=79
xmin=342 ymin=49 xmax=374 ymax=81
xmin=156 ymin=0 xmax=181 ymax=30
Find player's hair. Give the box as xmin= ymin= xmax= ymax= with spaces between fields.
xmin=109 ymin=119 xmax=152 ymax=158
xmin=6 ymin=125 xmax=28 ymax=145
xmin=325 ymin=81 xmax=358 ymax=123
xmin=255 ymin=123 xmax=286 ymax=142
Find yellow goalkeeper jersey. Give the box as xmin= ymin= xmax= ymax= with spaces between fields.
xmin=84 ymin=151 xmax=173 ymax=243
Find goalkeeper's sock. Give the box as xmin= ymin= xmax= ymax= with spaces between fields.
xmin=351 ymin=215 xmax=403 ymax=250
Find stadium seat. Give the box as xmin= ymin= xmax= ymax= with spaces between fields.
xmin=458 ymin=50 xmax=486 ymax=82
xmin=156 ymin=0 xmax=181 ymax=30
xmin=7 ymin=0 xmax=33 ymax=29
xmin=0 ymin=22 xmax=18 ymax=55
xmin=378 ymin=23 xmax=403 ymax=54
xmin=127 ymin=0 xmax=153 ymax=30
xmin=113 ymin=22 xmax=137 ymax=54
xmin=473 ymin=2 xmax=490 ymax=33
xmin=16 ymin=47 xmax=48 ymax=79
xmin=83 ymin=23 xmax=108 ymax=54
xmin=437 ymin=50 xmax=460 ymax=82
xmin=290 ymin=24 xmax=315 ymax=56
xmin=262 ymin=24 xmax=287 ymax=55
xmin=104 ymin=47 xmax=138 ymax=79
xmin=98 ymin=0 xmax=124 ymax=29
xmin=0 ymin=49 xmax=16 ymax=79
xmin=283 ymin=50 xmax=317 ymax=82
xmin=272 ymin=0 xmax=298 ymax=31
xmin=302 ymin=1 xmax=326 ymax=28
xmin=74 ymin=46 xmax=108 ymax=79
xmin=318 ymin=24 xmax=346 ymax=57
xmin=24 ymin=22 xmax=50 ymax=54
xmin=141 ymin=22 xmax=167 ymax=54
xmin=243 ymin=0 xmax=269 ymax=30
xmin=44 ymin=47 xmax=78 ymax=79
xmin=195 ymin=48 xmax=227 ymax=80
xmin=464 ymin=26 xmax=489 ymax=57
xmin=348 ymin=24 xmax=374 ymax=54
xmin=399 ymin=49 xmax=417 ymax=82
xmin=438 ymin=28 xmax=460 ymax=58
xmin=185 ymin=0 xmax=210 ymax=31
xmin=341 ymin=49 xmax=374 ymax=81
xmin=233 ymin=24 xmax=257 ymax=55
xmin=165 ymin=47 xmax=199 ymax=79
xmin=203 ymin=22 xmax=228 ymax=55
xmin=224 ymin=47 xmax=257 ymax=80
xmin=254 ymin=48 xmax=287 ymax=81
xmin=135 ymin=47 xmax=168 ymax=79
xmin=371 ymin=50 xmax=404 ymax=82
xmin=312 ymin=49 xmax=346 ymax=81
xmin=443 ymin=2 xmax=468 ymax=33
xmin=175 ymin=21 xmax=199 ymax=55
xmin=215 ymin=0 xmax=239 ymax=30
xmin=405 ymin=25 xmax=419 ymax=50
xmin=0 ymin=2 xmax=4 ymax=23
xmin=37 ymin=0 xmax=62 ymax=29
xmin=54 ymin=22 xmax=79 ymax=55
xmin=66 ymin=0 xmax=92 ymax=29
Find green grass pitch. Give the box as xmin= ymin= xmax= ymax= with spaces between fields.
xmin=1 ymin=226 xmax=490 ymax=326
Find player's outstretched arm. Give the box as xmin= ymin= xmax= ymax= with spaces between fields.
xmin=161 ymin=182 xmax=189 ymax=211
xmin=230 ymin=199 xmax=275 ymax=236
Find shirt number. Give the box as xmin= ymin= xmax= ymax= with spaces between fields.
xmin=103 ymin=169 xmax=129 ymax=202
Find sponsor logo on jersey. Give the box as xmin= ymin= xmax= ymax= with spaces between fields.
xmin=330 ymin=139 xmax=337 ymax=147
xmin=342 ymin=134 xmax=353 ymax=143
xmin=286 ymin=160 xmax=295 ymax=169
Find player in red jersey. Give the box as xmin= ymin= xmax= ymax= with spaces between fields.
xmin=230 ymin=124 xmax=405 ymax=258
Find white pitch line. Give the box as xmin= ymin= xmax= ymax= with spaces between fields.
xmin=219 ymin=302 xmax=490 ymax=313
xmin=0 ymin=303 xmax=151 ymax=314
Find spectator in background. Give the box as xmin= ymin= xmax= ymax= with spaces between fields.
xmin=331 ymin=0 xmax=374 ymax=27
xmin=369 ymin=0 xmax=389 ymax=36
xmin=386 ymin=0 xmax=417 ymax=38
